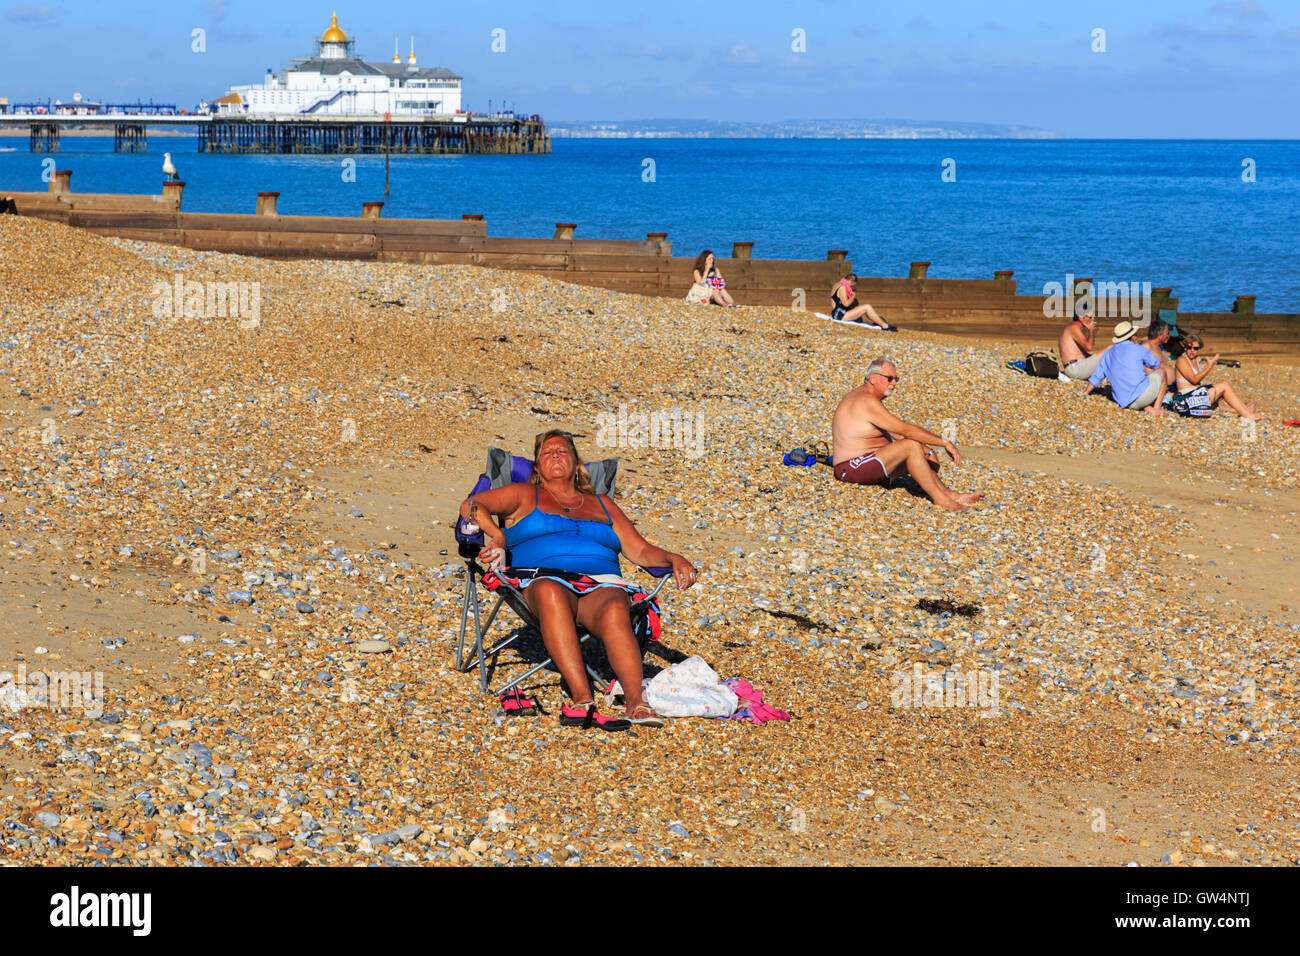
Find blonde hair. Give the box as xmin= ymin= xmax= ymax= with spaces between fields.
xmin=1183 ymin=334 xmax=1204 ymax=351
xmin=530 ymin=429 xmax=595 ymax=495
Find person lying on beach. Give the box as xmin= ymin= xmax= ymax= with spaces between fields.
xmin=706 ymin=265 xmax=737 ymax=306
xmin=458 ymin=430 xmax=697 ymax=731
xmin=686 ymin=250 xmax=734 ymax=306
xmin=1085 ymin=321 xmax=1168 ymax=415
xmin=830 ymin=358 xmax=983 ymax=512
xmin=1059 ymin=302 xmax=1111 ymax=380
xmin=1174 ymin=334 xmax=1263 ymax=420
xmin=830 ymin=274 xmax=895 ymax=329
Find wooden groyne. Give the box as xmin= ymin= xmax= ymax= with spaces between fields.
xmin=3 ymin=177 xmax=1297 ymax=358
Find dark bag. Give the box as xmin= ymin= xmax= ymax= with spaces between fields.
xmin=1166 ymin=386 xmax=1213 ymax=418
xmin=1025 ymin=351 xmax=1059 ymax=379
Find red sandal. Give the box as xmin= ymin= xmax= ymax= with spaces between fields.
xmin=499 ymin=687 xmax=538 ymax=716
xmin=559 ymin=701 xmax=630 ymax=732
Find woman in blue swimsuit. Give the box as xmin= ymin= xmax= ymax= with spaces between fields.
xmin=458 ymin=430 xmax=697 ymax=730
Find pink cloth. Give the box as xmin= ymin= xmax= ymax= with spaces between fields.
xmin=719 ymin=678 xmax=790 ymax=723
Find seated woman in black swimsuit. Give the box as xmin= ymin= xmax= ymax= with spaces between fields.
xmin=458 ymin=430 xmax=697 ymax=731
xmin=830 ymin=274 xmax=895 ymax=329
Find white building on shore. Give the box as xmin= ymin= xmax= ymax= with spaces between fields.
xmin=214 ymin=12 xmax=462 ymax=117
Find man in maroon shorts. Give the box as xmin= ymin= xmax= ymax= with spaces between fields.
xmin=830 ymin=358 xmax=983 ymax=512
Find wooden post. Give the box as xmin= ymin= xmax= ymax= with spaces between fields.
xmin=162 ymin=180 xmax=185 ymax=207
xmin=827 ymin=250 xmax=848 ymax=262
xmin=646 ymin=232 xmax=669 ymax=254
xmin=909 ymin=261 xmax=930 ymax=279
xmin=48 ymin=169 xmax=73 ymax=195
xmin=256 ymin=191 xmax=280 ymax=216
xmin=732 ymin=241 xmax=754 ymax=260
xmin=361 ymin=201 xmax=384 ymax=219
xmin=554 ymin=222 xmax=576 ymax=240
xmin=994 ymin=270 xmax=1014 ymax=280
xmin=1073 ymin=277 xmax=1093 ymax=298
xmin=1232 ymin=295 xmax=1256 ymax=315
xmin=461 ymin=213 xmax=484 ymax=221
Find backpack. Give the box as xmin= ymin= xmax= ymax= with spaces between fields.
xmin=1025 ymin=351 xmax=1059 ymax=379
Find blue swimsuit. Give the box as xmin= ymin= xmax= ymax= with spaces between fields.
xmin=503 ymin=487 xmax=622 ymax=577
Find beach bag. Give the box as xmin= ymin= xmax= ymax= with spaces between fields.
xmin=1025 ymin=351 xmax=1059 ymax=379
xmin=1167 ymin=386 xmax=1213 ymax=417
xmin=685 ymin=282 xmax=711 ymax=304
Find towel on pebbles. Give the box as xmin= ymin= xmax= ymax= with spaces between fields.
xmin=608 ymin=656 xmax=738 ymax=718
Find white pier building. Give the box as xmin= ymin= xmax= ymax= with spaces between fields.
xmin=214 ymin=12 xmax=463 ymax=117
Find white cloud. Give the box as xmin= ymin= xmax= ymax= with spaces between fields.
xmin=1210 ymin=1 xmax=1268 ymax=19
xmin=5 ymin=4 xmax=60 ymax=23
xmin=728 ymin=43 xmax=759 ymax=64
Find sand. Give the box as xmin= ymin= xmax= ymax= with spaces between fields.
xmin=1 ymin=213 xmax=1297 ymax=866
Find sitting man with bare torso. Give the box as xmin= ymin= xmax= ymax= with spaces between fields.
xmin=831 ymin=358 xmax=983 ymax=512
xmin=1059 ymin=301 xmax=1112 ymax=380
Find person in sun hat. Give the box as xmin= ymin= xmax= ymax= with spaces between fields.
xmin=1084 ymin=320 xmax=1169 ymax=415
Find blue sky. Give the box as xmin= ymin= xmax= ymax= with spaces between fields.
xmin=2 ymin=0 xmax=1298 ymax=136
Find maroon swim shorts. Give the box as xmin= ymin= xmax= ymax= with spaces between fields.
xmin=834 ymin=452 xmax=892 ymax=486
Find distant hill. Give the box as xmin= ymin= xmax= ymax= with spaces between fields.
xmin=549 ymin=118 xmax=1058 ymax=139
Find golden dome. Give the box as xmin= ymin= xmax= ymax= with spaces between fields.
xmin=321 ymin=11 xmax=348 ymax=44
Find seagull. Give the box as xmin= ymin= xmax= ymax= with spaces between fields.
xmin=162 ymin=153 xmax=179 ymax=180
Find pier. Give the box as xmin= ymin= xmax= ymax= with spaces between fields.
xmin=0 ymin=113 xmax=549 ymax=155
xmin=196 ymin=115 xmax=550 ymax=155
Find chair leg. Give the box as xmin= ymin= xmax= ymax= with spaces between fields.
xmin=455 ymin=572 xmax=475 ymax=671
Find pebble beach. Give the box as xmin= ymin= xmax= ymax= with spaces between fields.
xmin=2 ymin=213 xmax=1298 ymax=867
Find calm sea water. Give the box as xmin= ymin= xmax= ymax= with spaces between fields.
xmin=4 ymin=136 xmax=1298 ymax=311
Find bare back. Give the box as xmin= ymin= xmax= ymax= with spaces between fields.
xmin=1059 ymin=322 xmax=1089 ymax=364
xmin=831 ymin=384 xmax=893 ymax=464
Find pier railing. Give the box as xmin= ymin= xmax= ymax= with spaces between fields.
xmin=2 ymin=179 xmax=1296 ymax=357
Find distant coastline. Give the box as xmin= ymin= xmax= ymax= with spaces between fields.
xmin=550 ymin=118 xmax=1059 ymax=139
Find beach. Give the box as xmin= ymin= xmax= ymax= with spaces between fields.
xmin=1 ymin=213 xmax=1297 ymax=866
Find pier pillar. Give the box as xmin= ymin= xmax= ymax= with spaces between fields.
xmin=908 ymin=261 xmax=930 ymax=279
xmin=1072 ymin=277 xmax=1093 ymax=299
xmin=31 ymin=123 xmax=59 ymax=153
xmin=646 ymin=232 xmax=669 ymax=254
xmin=1232 ymin=295 xmax=1256 ymax=315
xmin=827 ymin=250 xmax=848 ymax=262
xmin=732 ymin=241 xmax=754 ymax=260
xmin=114 ymin=123 xmax=147 ymax=154
xmin=162 ymin=180 xmax=185 ymax=207
xmin=256 ymin=192 xmax=280 ymax=216
xmin=361 ymin=201 xmax=384 ymax=220
xmin=48 ymin=169 xmax=72 ymax=195
xmin=554 ymin=223 xmax=576 ymax=240
xmin=461 ymin=214 xmax=484 ymax=221
xmin=994 ymin=270 xmax=1014 ymax=280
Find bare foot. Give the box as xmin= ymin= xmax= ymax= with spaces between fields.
xmin=954 ymin=491 xmax=984 ymax=505
xmin=1143 ymin=404 xmax=1168 ymax=416
xmin=935 ymin=495 xmax=968 ymax=512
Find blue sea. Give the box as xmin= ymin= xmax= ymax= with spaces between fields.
xmin=4 ymin=136 xmax=1298 ymax=311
